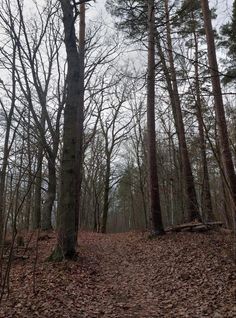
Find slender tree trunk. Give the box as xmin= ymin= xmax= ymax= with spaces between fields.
xmin=94 ymin=188 xmax=100 ymax=232
xmin=24 ymin=109 xmax=33 ymax=230
xmin=24 ymin=176 xmax=32 ymax=230
xmin=93 ymin=196 xmax=97 ymax=232
xmin=164 ymin=0 xmax=201 ymax=222
xmin=136 ymin=149 xmax=148 ymax=228
xmin=146 ymin=0 xmax=165 ymax=234
xmin=32 ymin=116 xmax=45 ymax=229
xmin=0 ymin=140 xmax=9 ymax=248
xmin=33 ymin=153 xmax=42 ymax=229
xmin=132 ymin=116 xmax=148 ymax=227
xmin=200 ymin=0 xmax=236 ymax=219
xmin=192 ymin=23 xmax=213 ymax=222
xmin=101 ymin=156 xmax=111 ymax=233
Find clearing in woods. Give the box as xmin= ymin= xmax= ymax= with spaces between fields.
xmin=0 ymin=231 xmax=235 ymax=317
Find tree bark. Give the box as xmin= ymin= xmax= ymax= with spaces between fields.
xmin=0 ymin=42 xmax=17 ymax=246
xmin=32 ymin=115 xmax=45 ymax=230
xmin=75 ymin=2 xmax=86 ymax=234
xmin=41 ymin=158 xmax=56 ymax=231
xmin=101 ymin=156 xmax=111 ymax=233
xmin=146 ymin=0 xmax=165 ymax=234
xmin=200 ymin=0 xmax=236 ymax=219
xmin=50 ymin=0 xmax=84 ymax=260
xmin=164 ymin=0 xmax=201 ymax=222
xmin=192 ymin=19 xmax=213 ymax=222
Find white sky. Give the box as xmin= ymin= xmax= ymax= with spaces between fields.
xmin=21 ymin=0 xmax=233 ymax=30
xmin=88 ymin=0 xmax=234 ymax=25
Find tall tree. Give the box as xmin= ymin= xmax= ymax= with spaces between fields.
xmin=49 ymin=0 xmax=85 ymax=260
xmin=75 ymin=2 xmax=86 ymax=234
xmin=106 ymin=0 xmax=201 ymax=223
xmin=175 ymin=0 xmax=213 ymax=221
xmin=98 ymin=78 xmax=133 ymax=233
xmin=146 ymin=0 xmax=165 ymax=234
xmin=219 ymin=0 xmax=236 ymax=85
xmin=163 ymin=0 xmax=201 ymax=222
xmin=0 ymin=39 xmax=17 ymax=248
xmin=4 ymin=0 xmax=66 ymax=231
xmin=200 ymin=0 xmax=236 ymax=218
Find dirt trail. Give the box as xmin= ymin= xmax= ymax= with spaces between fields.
xmin=79 ymin=232 xmax=235 ymax=318
xmin=0 ymin=231 xmax=235 ymax=317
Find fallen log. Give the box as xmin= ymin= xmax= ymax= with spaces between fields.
xmin=166 ymin=221 xmax=223 ymax=233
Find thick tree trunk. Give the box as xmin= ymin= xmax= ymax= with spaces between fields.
xmin=146 ymin=0 xmax=165 ymax=234
xmin=41 ymin=158 xmax=56 ymax=231
xmin=200 ymin=0 xmax=236 ymax=219
xmin=49 ymin=0 xmax=84 ymax=260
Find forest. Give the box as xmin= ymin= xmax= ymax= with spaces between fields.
xmin=0 ymin=0 xmax=235 ymax=317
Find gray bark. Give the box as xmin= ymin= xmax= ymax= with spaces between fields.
xmin=41 ymin=158 xmax=56 ymax=230
xmin=50 ymin=0 xmax=84 ymax=260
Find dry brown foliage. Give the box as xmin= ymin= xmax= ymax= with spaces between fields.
xmin=0 ymin=230 xmax=235 ymax=317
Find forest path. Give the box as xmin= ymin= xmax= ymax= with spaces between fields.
xmin=0 ymin=231 xmax=235 ymax=318
xmin=78 ymin=231 xmax=234 ymax=318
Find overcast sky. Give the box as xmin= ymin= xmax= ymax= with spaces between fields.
xmin=21 ymin=0 xmax=233 ymax=30
xmin=87 ymin=0 xmax=234 ymax=26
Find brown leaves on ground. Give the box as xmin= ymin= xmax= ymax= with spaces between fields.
xmin=0 ymin=230 xmax=235 ymax=317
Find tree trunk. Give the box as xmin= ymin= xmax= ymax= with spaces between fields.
xmin=200 ymin=0 xmax=236 ymax=220
xmin=164 ymin=0 xmax=201 ymax=222
xmin=41 ymin=158 xmax=56 ymax=231
xmin=49 ymin=0 xmax=84 ymax=260
xmin=32 ymin=117 xmax=44 ymax=230
xmin=75 ymin=2 xmax=86 ymax=234
xmin=146 ymin=0 xmax=165 ymax=235
xmin=0 ymin=42 xmax=17 ymax=247
xmin=192 ymin=21 xmax=213 ymax=222
xmin=0 ymin=139 xmax=9 ymax=247
xmin=136 ymin=146 xmax=148 ymax=228
xmin=24 ymin=176 xmax=32 ymax=230
xmin=101 ymin=156 xmax=111 ymax=233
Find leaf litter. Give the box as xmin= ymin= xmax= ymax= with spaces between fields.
xmin=0 ymin=230 xmax=235 ymax=317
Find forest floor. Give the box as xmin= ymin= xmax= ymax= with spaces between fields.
xmin=0 ymin=230 xmax=235 ymax=318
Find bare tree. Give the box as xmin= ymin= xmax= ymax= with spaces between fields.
xmin=98 ymin=76 xmax=133 ymax=233
xmin=0 ymin=15 xmax=18 ymax=250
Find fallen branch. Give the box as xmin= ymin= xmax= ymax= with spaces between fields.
xmin=166 ymin=221 xmax=223 ymax=233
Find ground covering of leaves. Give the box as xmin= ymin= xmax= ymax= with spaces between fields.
xmin=0 ymin=230 xmax=235 ymax=317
